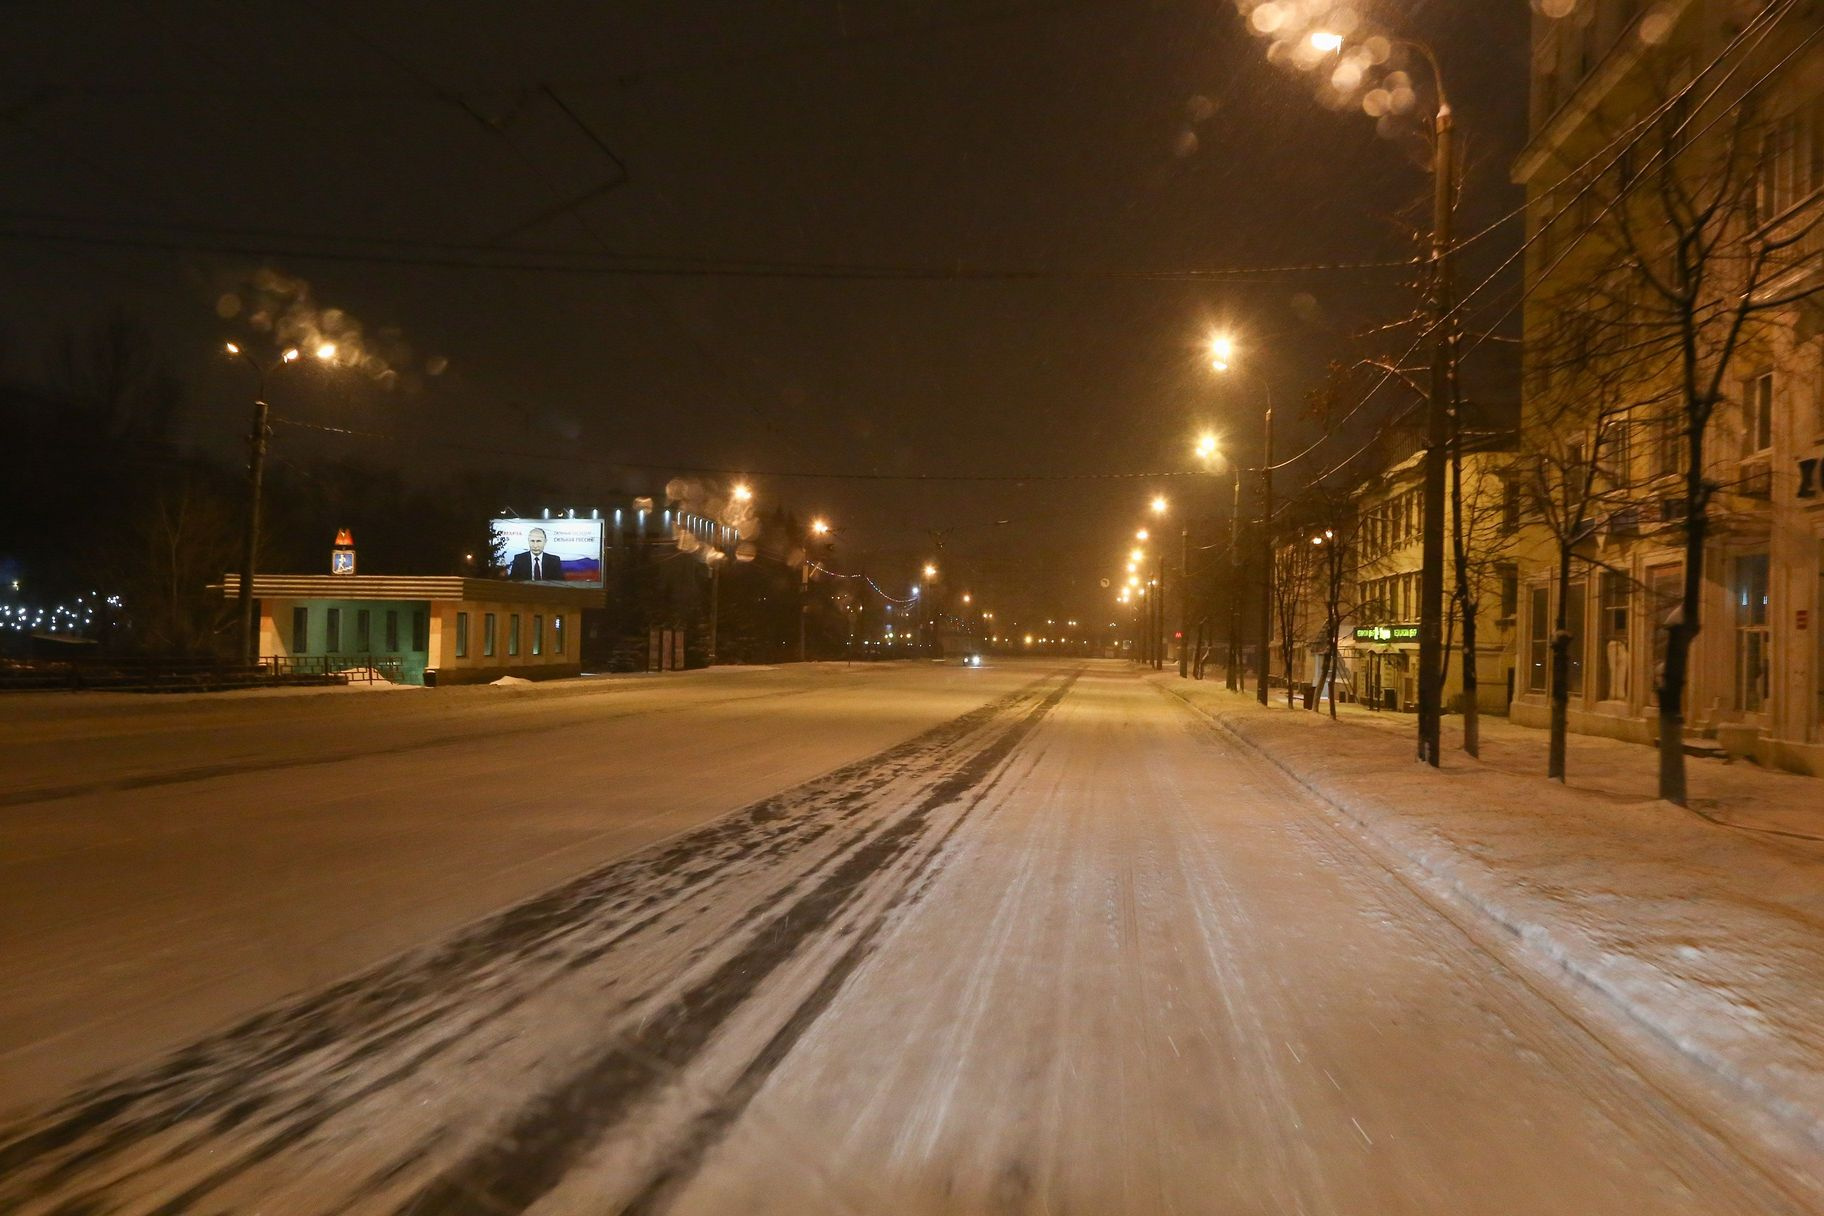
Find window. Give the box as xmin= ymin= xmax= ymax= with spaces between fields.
xmin=484 ymin=612 xmax=497 ymax=658
xmin=1651 ymin=410 xmax=1685 ymax=478
xmin=1647 ymin=565 xmax=1681 ymax=706
xmin=1501 ymin=481 xmax=1521 ymax=534
xmin=1528 ymin=587 xmax=1550 ymax=693
xmin=1736 ymin=554 xmax=1770 ymax=713
xmin=1598 ymin=571 xmax=1631 ymax=701
xmin=354 ymin=609 xmax=370 ymax=652
xmin=411 ymin=610 xmax=428 ymax=652
xmin=532 ymin=614 xmax=543 ymax=657
xmin=1499 ymin=564 xmax=1519 ymax=619
xmin=291 ymin=606 xmax=309 ymax=651
xmin=1758 ymin=109 xmax=1800 ymax=220
xmin=554 ymin=614 xmax=565 ymax=655
xmin=455 ymin=611 xmax=469 ymax=659
xmin=1563 ymin=581 xmax=1587 ymax=697
xmin=1602 ymin=419 xmax=1631 ymax=489
xmin=385 ymin=609 xmax=399 ymax=652
xmin=508 ymin=613 xmax=520 ymax=657
xmin=1815 ymin=338 xmax=1824 ymax=435
xmin=1757 ymin=103 xmax=1822 ymax=221
xmin=1743 ymin=371 xmax=1773 ymax=457
xmin=326 ymin=607 xmax=341 ymax=653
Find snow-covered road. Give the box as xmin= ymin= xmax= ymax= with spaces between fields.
xmin=0 ymin=663 xmax=1806 ymax=1213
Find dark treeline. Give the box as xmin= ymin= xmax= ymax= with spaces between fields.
xmin=2 ymin=312 xmax=871 ymax=666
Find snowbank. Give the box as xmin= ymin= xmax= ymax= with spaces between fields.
xmin=1161 ymin=678 xmax=1824 ymax=1182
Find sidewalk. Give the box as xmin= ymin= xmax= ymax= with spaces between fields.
xmin=1157 ymin=675 xmax=1824 ymax=1197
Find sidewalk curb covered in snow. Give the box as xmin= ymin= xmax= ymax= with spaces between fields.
xmin=1158 ymin=679 xmax=1824 ymax=1185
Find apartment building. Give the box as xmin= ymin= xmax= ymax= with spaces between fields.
xmin=1511 ymin=0 xmax=1824 ymax=770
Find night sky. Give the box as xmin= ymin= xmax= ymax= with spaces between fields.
xmin=1 ymin=1 xmax=1530 ymax=624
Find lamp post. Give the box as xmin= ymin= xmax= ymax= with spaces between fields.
xmin=709 ymin=481 xmax=754 ymax=666
xmin=224 ymin=340 xmax=333 ymax=666
xmin=1148 ymin=497 xmax=1170 ymax=672
xmin=1193 ymin=432 xmax=1241 ymax=689
xmin=800 ymin=517 xmax=831 ymax=663
xmin=1210 ymin=336 xmax=1273 ymax=706
xmin=921 ymin=562 xmax=939 ymax=656
xmin=1310 ymin=27 xmax=1455 ymax=761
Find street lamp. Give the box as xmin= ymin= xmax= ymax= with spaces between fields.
xmin=919 ymin=562 xmax=940 ymax=656
xmin=1210 ymin=333 xmax=1274 ymax=707
xmin=1188 ymin=432 xmax=1238 ymax=684
xmin=224 ymin=339 xmax=330 ymax=665
xmin=708 ymin=479 xmax=755 ymax=666
xmin=1311 ymin=27 xmax=1455 ymax=766
xmin=1144 ymin=498 xmax=1170 ymax=672
xmin=799 ymin=516 xmax=835 ymax=663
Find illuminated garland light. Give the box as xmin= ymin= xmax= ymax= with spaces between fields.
xmin=0 ymin=592 xmax=116 ymax=635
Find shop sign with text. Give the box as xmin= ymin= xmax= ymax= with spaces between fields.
xmin=1354 ymin=624 xmax=1419 ymax=643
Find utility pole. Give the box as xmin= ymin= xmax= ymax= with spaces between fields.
xmin=1155 ymin=553 xmax=1167 ymax=671
xmin=1257 ymin=404 xmax=1273 ymax=707
xmin=707 ymin=558 xmax=721 ymax=665
xmin=238 ymin=394 xmax=271 ymax=666
xmin=798 ymin=560 xmax=809 ymax=663
xmin=1178 ymin=523 xmax=1190 ymax=678
xmin=1417 ymin=77 xmax=1455 ymax=767
xmin=1227 ymin=472 xmax=1242 ymax=692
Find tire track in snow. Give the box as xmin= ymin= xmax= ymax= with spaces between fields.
xmin=0 ymin=670 xmax=1078 ymax=1215
xmin=405 ymin=673 xmax=1078 ymax=1215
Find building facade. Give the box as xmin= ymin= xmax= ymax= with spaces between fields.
xmin=1511 ymin=0 xmax=1824 ymax=770
xmin=1348 ymin=447 xmax=1520 ymax=715
xmin=223 ymin=575 xmax=597 ymax=685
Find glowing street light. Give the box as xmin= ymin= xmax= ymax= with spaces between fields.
xmin=222 ymin=339 xmax=335 ymax=663
xmin=1196 ymin=432 xmax=1220 ymax=463
xmin=1151 ymin=495 xmax=1168 ymax=515
xmin=732 ymin=483 xmax=753 ymax=503
xmin=923 ymin=563 xmax=938 ymax=578
xmin=810 ymin=518 xmax=830 ymax=535
xmin=315 ymin=342 xmax=337 ymax=362
xmin=1209 ymin=334 xmax=1235 ymax=372
xmin=1310 ymin=30 xmax=1345 ymax=53
xmin=1136 ymin=528 xmax=1149 ymax=542
xmin=1210 ymin=333 xmax=1275 ymax=705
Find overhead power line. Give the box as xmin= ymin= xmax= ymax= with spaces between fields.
xmin=271 ymin=413 xmax=1209 ymax=483
xmin=0 ymin=221 xmax=1414 ymax=284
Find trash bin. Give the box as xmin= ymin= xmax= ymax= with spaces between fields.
xmin=1300 ymin=682 xmax=1316 ymax=709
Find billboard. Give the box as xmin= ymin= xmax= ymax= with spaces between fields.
xmin=490 ymin=518 xmax=604 ymax=588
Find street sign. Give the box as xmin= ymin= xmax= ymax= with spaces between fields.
xmin=331 ymin=528 xmax=356 ymax=575
xmin=1353 ymin=624 xmax=1418 ymax=643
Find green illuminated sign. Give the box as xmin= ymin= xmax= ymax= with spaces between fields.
xmin=1354 ymin=624 xmax=1419 ymax=643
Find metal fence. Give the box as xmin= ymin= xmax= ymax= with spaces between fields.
xmin=0 ymin=655 xmax=359 ymax=692
xmin=266 ymin=655 xmax=404 ymax=683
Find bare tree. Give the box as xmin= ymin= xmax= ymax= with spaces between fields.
xmin=1519 ymin=325 xmax=1638 ymax=781
xmin=1530 ymin=47 xmax=1823 ymax=802
xmin=1302 ymin=486 xmax=1361 ymax=719
xmin=1273 ymin=530 xmax=1315 ymax=709
xmin=107 ymin=474 xmax=240 ymax=654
